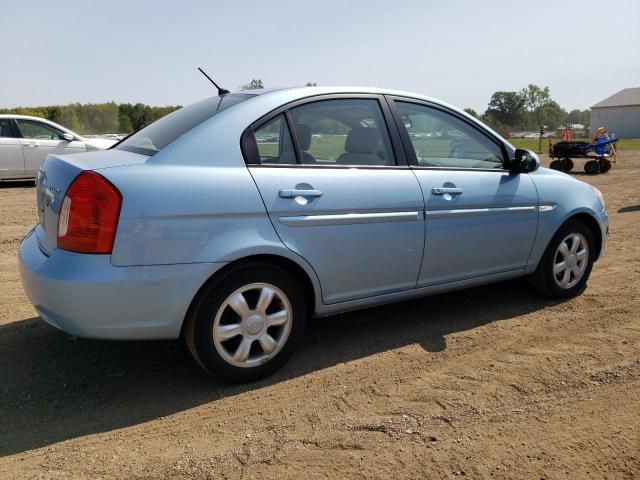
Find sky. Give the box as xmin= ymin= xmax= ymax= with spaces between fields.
xmin=1 ymin=0 xmax=639 ymax=113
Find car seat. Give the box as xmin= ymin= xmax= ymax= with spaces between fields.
xmin=337 ymin=127 xmax=385 ymax=165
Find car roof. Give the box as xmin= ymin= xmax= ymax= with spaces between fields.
xmin=230 ymin=85 xmax=471 ymax=119
xmin=234 ymin=85 xmax=444 ymax=101
xmin=225 ymin=86 xmax=511 ymax=147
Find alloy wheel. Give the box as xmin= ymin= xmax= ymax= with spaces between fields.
xmin=212 ymin=283 xmax=292 ymax=368
xmin=553 ymin=233 xmax=589 ymax=289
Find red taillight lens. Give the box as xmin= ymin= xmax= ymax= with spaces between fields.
xmin=57 ymin=171 xmax=122 ymax=254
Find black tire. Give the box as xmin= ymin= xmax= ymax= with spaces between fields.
xmin=529 ymin=220 xmax=595 ymax=299
xmin=563 ymin=158 xmax=574 ymax=172
xmin=549 ymin=159 xmax=563 ymax=171
xmin=584 ymin=160 xmax=600 ymax=175
xmin=184 ymin=263 xmax=307 ymax=382
xmin=599 ymin=158 xmax=612 ymax=173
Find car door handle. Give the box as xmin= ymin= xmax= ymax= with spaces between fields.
xmin=432 ymin=187 xmax=463 ymax=195
xmin=26 ymin=142 xmax=39 ymax=147
xmin=279 ymin=189 xmax=323 ymax=198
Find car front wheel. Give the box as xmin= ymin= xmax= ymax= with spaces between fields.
xmin=184 ymin=263 xmax=306 ymax=382
xmin=529 ymin=220 xmax=596 ymax=298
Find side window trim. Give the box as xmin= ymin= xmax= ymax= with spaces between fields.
xmin=385 ymin=95 xmax=510 ymax=170
xmin=283 ymin=110 xmax=302 ymax=165
xmin=10 ymin=119 xmax=20 ymax=138
xmin=241 ymin=93 xmax=409 ymax=168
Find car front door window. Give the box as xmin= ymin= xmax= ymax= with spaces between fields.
xmin=395 ymin=101 xmax=504 ymax=169
xmin=16 ymin=120 xmax=63 ymax=140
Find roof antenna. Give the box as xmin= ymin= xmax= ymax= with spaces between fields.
xmin=197 ymin=67 xmax=230 ymax=96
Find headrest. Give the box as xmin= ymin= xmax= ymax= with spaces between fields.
xmin=345 ymin=127 xmax=380 ymax=153
xmin=296 ymin=124 xmax=312 ymax=151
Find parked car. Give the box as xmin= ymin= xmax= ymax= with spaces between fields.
xmin=19 ymin=87 xmax=608 ymax=382
xmin=0 ymin=115 xmax=116 ymax=181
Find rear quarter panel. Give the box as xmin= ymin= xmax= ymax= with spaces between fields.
xmin=97 ymin=96 xmax=326 ymax=310
xmin=106 ymin=163 xmax=290 ymax=266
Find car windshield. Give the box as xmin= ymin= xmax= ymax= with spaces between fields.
xmin=115 ymin=94 xmax=254 ymax=155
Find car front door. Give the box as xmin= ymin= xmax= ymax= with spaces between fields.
xmin=244 ymin=96 xmax=425 ymax=304
xmin=15 ymin=119 xmax=85 ymax=176
xmin=389 ymin=98 xmax=539 ymax=287
xmin=0 ymin=118 xmax=26 ymax=179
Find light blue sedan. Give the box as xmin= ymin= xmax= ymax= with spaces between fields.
xmin=19 ymin=87 xmax=608 ymax=381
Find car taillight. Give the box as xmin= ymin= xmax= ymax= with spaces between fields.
xmin=57 ymin=171 xmax=122 ymax=254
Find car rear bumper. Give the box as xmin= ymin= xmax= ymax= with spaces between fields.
xmin=19 ymin=228 xmax=225 ymax=340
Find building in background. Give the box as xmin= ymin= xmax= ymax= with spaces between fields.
xmin=590 ymin=88 xmax=640 ymax=138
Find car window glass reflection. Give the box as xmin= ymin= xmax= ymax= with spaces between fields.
xmin=396 ymin=101 xmax=504 ymax=169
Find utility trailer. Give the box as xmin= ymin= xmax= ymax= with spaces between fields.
xmin=548 ymin=129 xmax=618 ymax=175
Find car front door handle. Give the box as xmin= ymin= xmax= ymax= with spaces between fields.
xmin=279 ymin=189 xmax=323 ymax=198
xmin=432 ymin=187 xmax=463 ymax=195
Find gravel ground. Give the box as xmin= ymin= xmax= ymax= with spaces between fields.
xmin=1 ymin=152 xmax=638 ymax=479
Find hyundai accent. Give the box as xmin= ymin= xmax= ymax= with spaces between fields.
xmin=18 ymin=87 xmax=608 ymax=381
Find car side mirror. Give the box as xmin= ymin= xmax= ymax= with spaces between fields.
xmin=62 ymin=133 xmax=75 ymax=142
xmin=511 ymin=148 xmax=540 ymax=173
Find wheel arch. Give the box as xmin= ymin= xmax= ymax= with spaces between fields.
xmin=180 ymin=253 xmax=320 ymax=338
xmin=564 ymin=212 xmax=603 ymax=261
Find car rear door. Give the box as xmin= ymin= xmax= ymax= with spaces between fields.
xmin=244 ymin=95 xmax=425 ymax=304
xmin=388 ymin=97 xmax=539 ymax=287
xmin=0 ymin=118 xmax=26 ymax=178
xmin=15 ymin=119 xmax=85 ymax=176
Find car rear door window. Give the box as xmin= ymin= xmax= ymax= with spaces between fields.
xmin=253 ymin=114 xmax=297 ymax=165
xmin=287 ymin=99 xmax=397 ymax=166
xmin=394 ymin=101 xmax=504 ymax=169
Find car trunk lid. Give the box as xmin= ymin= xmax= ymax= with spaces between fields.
xmin=36 ymin=149 xmax=148 ymax=248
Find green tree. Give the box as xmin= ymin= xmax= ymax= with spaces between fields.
xmin=519 ymin=84 xmax=566 ymax=130
xmin=566 ymin=109 xmax=590 ymax=126
xmin=118 ymin=114 xmax=133 ymax=133
xmin=520 ymin=84 xmax=551 ymax=112
xmin=241 ymin=79 xmax=264 ymax=90
xmin=463 ymin=108 xmax=478 ymax=118
xmin=485 ymin=91 xmax=526 ymax=127
xmin=57 ymin=108 xmax=83 ymax=132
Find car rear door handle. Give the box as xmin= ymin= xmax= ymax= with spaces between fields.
xmin=279 ymin=189 xmax=323 ymax=198
xmin=432 ymin=187 xmax=463 ymax=195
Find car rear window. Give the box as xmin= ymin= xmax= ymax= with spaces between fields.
xmin=115 ymin=94 xmax=254 ymax=155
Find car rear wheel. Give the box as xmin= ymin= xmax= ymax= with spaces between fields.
xmin=184 ymin=263 xmax=306 ymax=382
xmin=529 ymin=220 xmax=595 ymax=299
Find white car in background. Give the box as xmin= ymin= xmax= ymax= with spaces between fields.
xmin=0 ymin=115 xmax=117 ymax=181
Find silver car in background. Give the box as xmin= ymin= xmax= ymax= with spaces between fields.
xmin=0 ymin=115 xmax=115 ymax=181
xmin=18 ymin=86 xmax=608 ymax=382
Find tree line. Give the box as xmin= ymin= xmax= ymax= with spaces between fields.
xmin=0 ymin=81 xmax=590 ymax=139
xmin=464 ymin=84 xmax=590 ymax=138
xmin=0 ymin=102 xmax=180 ymax=134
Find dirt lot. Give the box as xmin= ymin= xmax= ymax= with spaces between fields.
xmin=1 ymin=153 xmax=638 ymax=479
